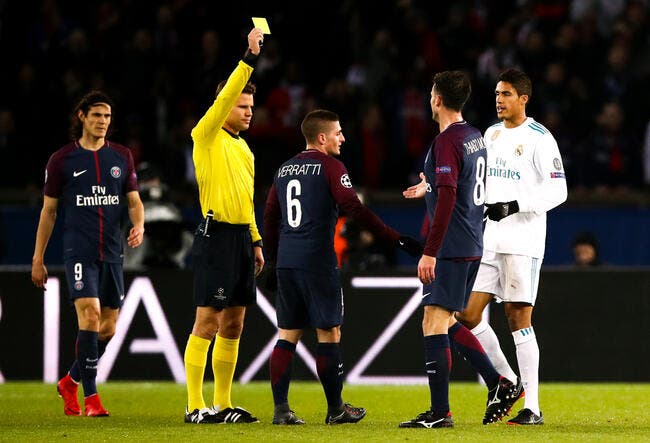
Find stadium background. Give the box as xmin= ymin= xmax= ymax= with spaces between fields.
xmin=0 ymin=1 xmax=649 ymax=381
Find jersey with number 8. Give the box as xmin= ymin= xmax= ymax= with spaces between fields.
xmin=424 ymin=121 xmax=487 ymax=258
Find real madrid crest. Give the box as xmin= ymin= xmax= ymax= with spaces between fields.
xmin=515 ymin=145 xmax=523 ymax=156
xmin=491 ymin=130 xmax=500 ymax=141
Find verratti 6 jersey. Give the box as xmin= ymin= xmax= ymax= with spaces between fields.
xmin=43 ymin=141 xmax=138 ymax=263
xmin=264 ymin=149 xmax=398 ymax=273
xmin=483 ymin=117 xmax=568 ymax=258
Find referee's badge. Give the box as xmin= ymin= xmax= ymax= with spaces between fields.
xmin=491 ymin=130 xmax=500 ymax=141
xmin=515 ymin=145 xmax=523 ymax=156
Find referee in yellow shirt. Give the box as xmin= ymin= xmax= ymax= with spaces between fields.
xmin=183 ymin=27 xmax=265 ymax=424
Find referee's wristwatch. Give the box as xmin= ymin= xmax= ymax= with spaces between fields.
xmin=253 ymin=240 xmax=263 ymax=248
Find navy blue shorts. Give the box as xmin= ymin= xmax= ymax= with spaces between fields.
xmin=64 ymin=260 xmax=125 ymax=309
xmin=276 ymin=268 xmax=343 ymax=330
xmin=191 ymin=221 xmax=255 ymax=310
xmin=421 ymin=259 xmax=481 ymax=312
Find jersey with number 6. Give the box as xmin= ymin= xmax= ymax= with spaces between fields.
xmin=264 ymin=150 xmax=399 ymax=273
xmin=424 ymin=121 xmax=487 ymax=258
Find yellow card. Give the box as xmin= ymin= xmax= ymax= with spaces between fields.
xmin=252 ymin=17 xmax=271 ymax=34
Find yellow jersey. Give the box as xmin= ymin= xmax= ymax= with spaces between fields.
xmin=191 ymin=60 xmax=261 ymax=243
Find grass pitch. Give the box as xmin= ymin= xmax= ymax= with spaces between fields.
xmin=1 ymin=382 xmax=649 ymax=442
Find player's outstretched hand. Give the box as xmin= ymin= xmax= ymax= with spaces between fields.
xmin=397 ymin=235 xmax=423 ymax=257
xmin=485 ymin=201 xmax=519 ymax=221
xmin=402 ymin=173 xmax=427 ymax=199
xmin=257 ymin=259 xmax=277 ymax=292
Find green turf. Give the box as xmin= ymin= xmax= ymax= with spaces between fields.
xmin=0 ymin=382 xmax=649 ymax=442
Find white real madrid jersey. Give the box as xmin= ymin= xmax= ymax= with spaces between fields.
xmin=483 ymin=117 xmax=568 ymax=258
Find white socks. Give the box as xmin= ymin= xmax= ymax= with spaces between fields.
xmin=512 ymin=326 xmax=540 ymax=415
xmin=471 ymin=320 xmax=518 ymax=383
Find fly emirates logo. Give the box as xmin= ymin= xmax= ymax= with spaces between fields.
xmin=488 ymin=157 xmax=521 ymax=180
xmin=76 ymin=185 xmax=120 ymax=206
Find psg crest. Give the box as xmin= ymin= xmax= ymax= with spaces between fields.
xmin=111 ymin=166 xmax=122 ymax=178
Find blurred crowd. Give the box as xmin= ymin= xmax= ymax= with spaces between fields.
xmin=1 ymin=0 xmax=649 ymax=204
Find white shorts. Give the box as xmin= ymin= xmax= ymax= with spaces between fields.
xmin=472 ymin=250 xmax=542 ymax=305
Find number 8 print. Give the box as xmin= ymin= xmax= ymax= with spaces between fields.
xmin=473 ymin=156 xmax=486 ymax=206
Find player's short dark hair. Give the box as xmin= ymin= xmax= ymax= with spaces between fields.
xmin=301 ymin=109 xmax=340 ymax=143
xmin=215 ymin=80 xmax=256 ymax=96
xmin=69 ymin=90 xmax=114 ymax=140
xmin=498 ymin=68 xmax=532 ymax=99
xmin=432 ymin=71 xmax=471 ymax=112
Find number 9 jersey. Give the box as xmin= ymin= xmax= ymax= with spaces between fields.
xmin=424 ymin=121 xmax=487 ymax=258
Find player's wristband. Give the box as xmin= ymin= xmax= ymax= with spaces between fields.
xmin=253 ymin=240 xmax=263 ymax=248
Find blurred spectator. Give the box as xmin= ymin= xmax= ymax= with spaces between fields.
xmin=360 ymin=103 xmax=388 ymax=189
xmin=338 ymin=191 xmax=396 ymax=272
xmin=0 ymin=1 xmax=648 ymax=199
xmin=572 ymin=231 xmax=602 ymax=266
xmin=575 ymin=101 xmax=641 ymax=190
xmin=477 ymin=25 xmax=520 ymax=85
xmin=123 ymin=162 xmax=192 ymax=269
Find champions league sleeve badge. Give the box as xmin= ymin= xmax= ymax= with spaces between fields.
xmin=340 ymin=174 xmax=352 ymax=188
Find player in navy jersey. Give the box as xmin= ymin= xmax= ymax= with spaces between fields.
xmin=32 ymin=90 xmax=144 ymax=417
xmin=263 ymin=109 xmax=422 ymax=425
xmin=399 ymin=72 xmax=517 ymax=429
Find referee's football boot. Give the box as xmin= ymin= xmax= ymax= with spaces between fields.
xmin=507 ymin=408 xmax=544 ymax=425
xmin=483 ymin=376 xmax=518 ymax=424
xmin=398 ymin=410 xmax=454 ymax=428
xmin=214 ymin=406 xmax=260 ymax=423
xmin=184 ymin=407 xmax=220 ymax=424
xmin=57 ymin=374 xmax=81 ymax=416
xmin=325 ymin=402 xmax=366 ymax=424
xmin=84 ymin=393 xmax=109 ymax=417
xmin=272 ymin=407 xmax=306 ymax=425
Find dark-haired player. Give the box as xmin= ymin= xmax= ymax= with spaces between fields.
xmin=32 ymin=90 xmax=145 ymax=417
xmin=456 ymin=68 xmax=567 ymax=426
xmin=263 ymin=109 xmax=422 ymax=425
xmin=400 ymin=71 xmax=518 ymax=429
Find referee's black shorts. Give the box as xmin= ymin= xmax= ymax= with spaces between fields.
xmin=191 ymin=220 xmax=255 ymax=310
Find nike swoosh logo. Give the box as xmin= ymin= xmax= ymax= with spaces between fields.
xmin=399 ymin=240 xmax=405 ymax=246
xmin=421 ymin=292 xmax=431 ymax=298
xmin=73 ymin=170 xmax=87 ymax=177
